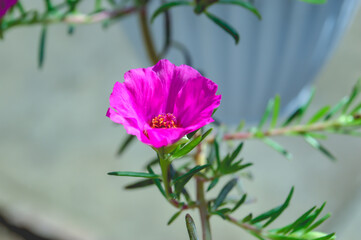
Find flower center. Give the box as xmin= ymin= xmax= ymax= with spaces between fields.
xmin=151 ymin=113 xmax=178 ymax=129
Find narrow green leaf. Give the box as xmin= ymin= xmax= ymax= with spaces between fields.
xmin=229 ymin=142 xmax=244 ymax=163
xmin=292 ymin=203 xmax=326 ymax=233
xmin=151 ymin=1 xmax=192 ymax=22
xmin=38 ymin=25 xmax=47 ymax=68
xmin=217 ymin=0 xmax=261 ymax=19
xmin=287 ymin=206 xmax=316 ymax=233
xmin=147 ymin=165 xmax=166 ymax=198
xmin=266 ymin=234 xmax=303 ymax=240
xmin=298 ymin=0 xmax=327 ymax=4
xmin=242 ymin=213 xmax=253 ymax=223
xmin=185 ymin=214 xmax=199 ymax=240
xmin=263 ymin=138 xmax=292 ymax=160
xmin=68 ymin=25 xmax=75 ymax=35
xmin=108 ymin=171 xmax=161 ymax=179
xmin=350 ymin=102 xmax=361 ymax=115
xmin=306 ymin=213 xmax=331 ymax=233
xmin=212 ymin=178 xmax=238 ymax=211
xmin=314 ymin=233 xmax=335 ymax=240
xmin=343 ymin=79 xmax=361 ymax=114
xmin=204 ymin=11 xmax=240 ymax=44
xmin=259 ymin=98 xmax=275 ymax=129
xmin=324 ymin=97 xmax=348 ymax=120
xmin=214 ymin=140 xmax=221 ymax=168
xmin=236 ymin=120 xmax=246 ymax=132
xmin=207 ymin=177 xmax=219 ymax=192
xmin=124 ymin=179 xmax=155 ymax=189
xmin=271 ymin=95 xmax=281 ymax=129
xmin=283 ymin=89 xmax=315 ymax=126
xmin=308 ymin=106 xmax=331 ymax=124
xmin=168 ymin=210 xmax=182 ymax=225
xmin=173 ymin=164 xmax=210 ymax=194
xmin=117 ymin=135 xmax=135 ymax=156
xmin=171 ymin=128 xmax=212 ymax=159
xmin=304 ymin=135 xmax=336 ymax=161
xmin=251 ymin=187 xmax=294 ymax=227
xmin=231 ymin=194 xmax=247 ymax=212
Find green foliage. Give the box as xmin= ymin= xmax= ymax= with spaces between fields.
xmin=298 ymin=0 xmax=327 ymax=4
xmin=185 ymin=214 xmax=199 ymax=240
xmin=171 ymin=128 xmax=212 ymax=160
xmin=151 ymin=1 xmax=192 ymax=23
xmin=38 ymin=25 xmax=47 ymax=68
xmin=211 ymin=178 xmax=238 ymax=211
xmin=167 ymin=210 xmax=182 ymax=225
xmin=204 ymin=11 xmax=240 ymax=44
xmin=173 ymin=164 xmax=210 ymax=196
xmin=107 ymin=171 xmax=161 ymax=179
xmin=250 ymin=187 xmax=294 ymax=228
xmin=117 ymin=135 xmax=135 ymax=156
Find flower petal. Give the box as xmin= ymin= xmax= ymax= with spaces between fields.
xmin=174 ymin=76 xmax=221 ymax=130
xmin=0 ymin=0 xmax=17 ymax=18
xmin=152 ymin=59 xmax=202 ymax=113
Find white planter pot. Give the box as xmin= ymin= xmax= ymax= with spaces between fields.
xmin=121 ymin=0 xmax=361 ymax=124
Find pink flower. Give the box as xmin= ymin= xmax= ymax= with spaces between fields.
xmin=0 ymin=0 xmax=17 ymax=18
xmin=107 ymin=59 xmax=221 ymax=148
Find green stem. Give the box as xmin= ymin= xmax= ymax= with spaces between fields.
xmin=225 ymin=215 xmax=263 ymax=238
xmin=158 ymin=150 xmax=172 ymax=197
xmin=197 ymin=178 xmax=212 ymax=240
xmin=138 ymin=6 xmax=159 ymax=65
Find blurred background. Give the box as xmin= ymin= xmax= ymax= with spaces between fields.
xmin=0 ymin=1 xmax=361 ymax=239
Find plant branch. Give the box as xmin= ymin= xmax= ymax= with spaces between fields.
xmin=196 ymin=178 xmax=212 ymax=240
xmin=225 ymin=215 xmax=263 ymax=238
xmin=138 ymin=6 xmax=159 ymax=64
xmin=207 ymin=117 xmax=361 ymax=143
xmin=2 ymin=6 xmax=138 ymax=31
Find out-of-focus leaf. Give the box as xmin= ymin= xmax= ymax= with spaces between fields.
xmin=207 ymin=177 xmax=219 ymax=192
xmin=185 ymin=214 xmax=199 ymax=240
xmin=151 ymin=1 xmax=192 ymax=22
xmin=251 ymin=187 xmax=294 ymax=227
xmin=231 ymin=194 xmax=247 ymax=212
xmin=171 ymin=128 xmax=212 ymax=159
xmin=263 ymin=138 xmax=292 ymax=160
xmin=304 ymin=135 xmax=335 ymax=161
xmin=242 ymin=213 xmax=253 ymax=223
xmin=298 ymin=0 xmax=327 ymax=4
xmin=214 ymin=139 xmax=221 ymax=168
xmin=307 ymin=106 xmax=330 ymax=124
xmin=229 ymin=142 xmax=244 ymax=162
xmin=324 ymin=97 xmax=348 ymax=120
xmin=271 ymin=95 xmax=281 ymax=129
xmin=351 ymin=102 xmax=361 ymax=115
xmin=108 ymin=171 xmax=161 ymax=179
xmin=343 ymin=78 xmax=361 ymax=114
xmin=306 ymin=213 xmax=331 ymax=233
xmin=217 ymin=0 xmax=261 ymax=19
xmin=204 ymin=11 xmax=239 ymax=44
xmin=117 ymin=135 xmax=135 ymax=156
xmin=236 ymin=120 xmax=246 ymax=132
xmin=124 ymin=179 xmax=155 ymax=189
xmin=38 ymin=25 xmax=47 ymax=68
xmin=168 ymin=210 xmax=182 ymax=225
xmin=283 ymin=89 xmax=315 ymax=126
xmin=173 ymin=164 xmax=210 ymax=195
xmin=259 ymin=98 xmax=274 ymax=129
xmin=212 ymin=178 xmax=238 ymax=211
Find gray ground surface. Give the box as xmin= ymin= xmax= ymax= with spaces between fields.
xmin=0 ymin=2 xmax=361 ymax=240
